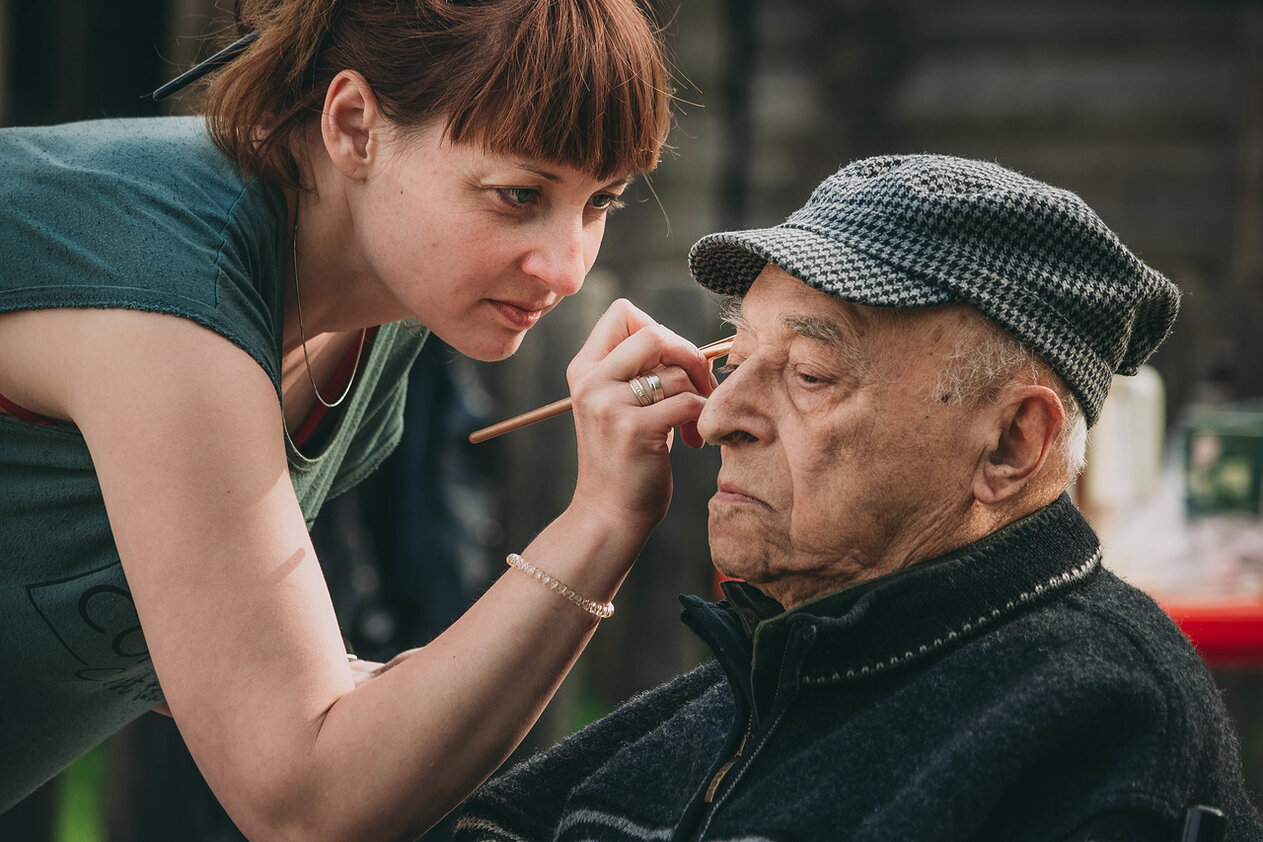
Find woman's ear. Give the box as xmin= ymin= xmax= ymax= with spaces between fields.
xmin=973 ymin=384 xmax=1065 ymax=505
xmin=321 ymin=69 xmax=382 ymax=180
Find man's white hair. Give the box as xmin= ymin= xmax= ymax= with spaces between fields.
xmin=932 ymin=311 xmax=1088 ymax=480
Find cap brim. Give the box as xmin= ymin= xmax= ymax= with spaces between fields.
xmin=689 ymin=224 xmax=955 ymax=308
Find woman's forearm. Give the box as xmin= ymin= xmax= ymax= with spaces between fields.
xmin=244 ymin=507 xmax=647 ymax=842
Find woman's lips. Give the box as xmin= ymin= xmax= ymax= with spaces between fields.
xmin=489 ymin=299 xmax=547 ymax=330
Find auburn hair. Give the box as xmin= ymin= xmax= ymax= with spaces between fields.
xmin=202 ymin=0 xmax=672 ymax=189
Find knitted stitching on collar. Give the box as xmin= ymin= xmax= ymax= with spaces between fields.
xmin=801 ymin=547 xmax=1101 ymax=686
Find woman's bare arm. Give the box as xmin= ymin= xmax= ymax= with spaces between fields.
xmin=0 ymin=303 xmax=710 ymax=842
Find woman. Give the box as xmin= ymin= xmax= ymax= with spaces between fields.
xmin=0 ymin=1 xmax=714 ymax=838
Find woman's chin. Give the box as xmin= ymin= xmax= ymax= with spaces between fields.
xmin=439 ymin=327 xmax=528 ymax=362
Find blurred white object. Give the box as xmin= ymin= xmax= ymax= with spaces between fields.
xmin=1085 ymin=369 xmax=1263 ymax=601
xmin=1085 ymin=365 xmax=1166 ymax=507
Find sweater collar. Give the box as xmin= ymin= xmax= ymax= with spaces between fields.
xmin=683 ymin=494 xmax=1102 ymax=716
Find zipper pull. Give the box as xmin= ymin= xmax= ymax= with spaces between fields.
xmin=704 ymin=724 xmax=752 ymax=803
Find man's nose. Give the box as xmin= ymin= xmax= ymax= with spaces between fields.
xmin=522 ymin=217 xmax=587 ymax=298
xmin=696 ymin=367 xmax=763 ymax=446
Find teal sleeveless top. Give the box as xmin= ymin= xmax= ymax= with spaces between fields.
xmin=0 ymin=117 xmax=427 ymax=810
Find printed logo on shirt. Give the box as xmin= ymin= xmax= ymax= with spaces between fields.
xmin=26 ymin=561 xmax=163 ymax=703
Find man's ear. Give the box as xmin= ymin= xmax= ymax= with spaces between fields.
xmin=973 ymin=385 xmax=1065 ymax=505
xmin=321 ymin=69 xmax=382 ymax=180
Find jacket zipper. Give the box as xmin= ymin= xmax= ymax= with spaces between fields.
xmin=704 ymin=623 xmax=810 ymax=806
xmin=704 ymin=715 xmax=753 ymax=803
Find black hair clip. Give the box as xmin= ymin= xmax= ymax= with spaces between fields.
xmin=151 ymin=29 xmax=262 ymax=102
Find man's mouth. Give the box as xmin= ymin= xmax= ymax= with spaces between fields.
xmin=714 ymin=479 xmax=765 ymax=506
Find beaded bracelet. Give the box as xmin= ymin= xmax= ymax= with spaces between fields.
xmin=505 ymin=553 xmax=615 ymax=620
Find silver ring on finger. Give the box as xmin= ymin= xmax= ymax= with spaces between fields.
xmin=629 ymin=376 xmax=653 ymax=407
xmin=643 ymin=372 xmax=665 ymax=405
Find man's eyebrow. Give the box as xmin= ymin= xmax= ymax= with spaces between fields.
xmin=781 ymin=313 xmax=847 ymax=345
xmin=719 ymin=300 xmax=851 ymax=345
xmin=718 ymin=297 xmax=749 ymax=330
xmin=783 ymin=311 xmax=880 ymax=381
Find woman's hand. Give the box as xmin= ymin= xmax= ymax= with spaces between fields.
xmin=348 ymin=648 xmax=420 ymax=687
xmin=564 ymin=299 xmax=717 ymax=533
xmin=348 ymin=656 xmax=383 ymax=686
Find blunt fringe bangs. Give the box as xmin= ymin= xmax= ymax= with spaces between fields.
xmin=202 ymin=0 xmax=672 ymax=189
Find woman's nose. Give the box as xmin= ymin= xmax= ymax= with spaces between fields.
xmin=522 ymin=217 xmax=589 ymax=298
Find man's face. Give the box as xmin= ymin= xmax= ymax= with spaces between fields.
xmin=696 ymin=266 xmax=991 ymax=607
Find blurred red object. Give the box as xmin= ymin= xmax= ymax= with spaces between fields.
xmin=1163 ymin=600 xmax=1263 ymax=669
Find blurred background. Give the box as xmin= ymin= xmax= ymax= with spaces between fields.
xmin=2 ymin=0 xmax=1262 ymax=838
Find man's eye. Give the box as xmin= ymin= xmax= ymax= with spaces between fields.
xmin=497 ymin=187 xmax=539 ymax=206
xmin=795 ymin=369 xmax=828 ymax=386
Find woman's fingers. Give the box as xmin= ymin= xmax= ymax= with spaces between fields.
xmin=575 ymin=365 xmax=706 ymax=450
xmin=568 ymin=300 xmax=715 ymax=401
xmin=631 ymin=390 xmax=708 ymax=436
xmin=349 ymin=657 xmax=385 ymax=687
xmin=599 ymin=324 xmax=713 ymax=396
xmin=679 ymin=419 xmax=703 ymax=449
xmin=564 ymin=299 xmax=721 ymax=527
xmin=620 ymin=365 xmax=694 ymax=407
xmin=566 ymin=299 xmax=721 ymax=459
xmin=569 ymin=298 xmax=658 ymax=366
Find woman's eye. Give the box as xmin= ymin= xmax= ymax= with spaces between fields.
xmin=496 ymin=187 xmax=540 ymax=207
xmin=591 ymin=193 xmax=626 ymax=212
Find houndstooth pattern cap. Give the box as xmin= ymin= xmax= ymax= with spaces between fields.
xmin=688 ymin=154 xmax=1180 ymax=427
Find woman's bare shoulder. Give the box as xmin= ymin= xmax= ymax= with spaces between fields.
xmin=0 ymin=306 xmax=276 ymax=426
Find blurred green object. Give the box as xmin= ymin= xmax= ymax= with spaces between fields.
xmin=1185 ymin=402 xmax=1263 ymax=516
xmin=54 ymin=743 xmax=105 ymax=842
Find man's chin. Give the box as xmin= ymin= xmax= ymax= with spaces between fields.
xmin=707 ymin=538 xmax=764 ymax=586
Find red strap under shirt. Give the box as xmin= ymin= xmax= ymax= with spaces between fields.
xmin=0 ymin=391 xmax=63 ymax=427
xmin=288 ymin=327 xmax=375 ymax=448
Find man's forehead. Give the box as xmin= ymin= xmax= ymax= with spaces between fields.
xmin=725 ymin=269 xmax=879 ymax=341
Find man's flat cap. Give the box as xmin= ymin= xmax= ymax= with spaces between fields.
xmin=689 ymin=154 xmax=1180 ymax=426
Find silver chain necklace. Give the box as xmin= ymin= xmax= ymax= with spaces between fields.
xmin=292 ymin=221 xmax=367 ymax=409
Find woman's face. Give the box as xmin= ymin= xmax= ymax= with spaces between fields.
xmin=347 ymin=119 xmax=631 ymax=361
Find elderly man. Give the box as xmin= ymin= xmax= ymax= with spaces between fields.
xmin=454 ymin=156 xmax=1263 ymax=841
